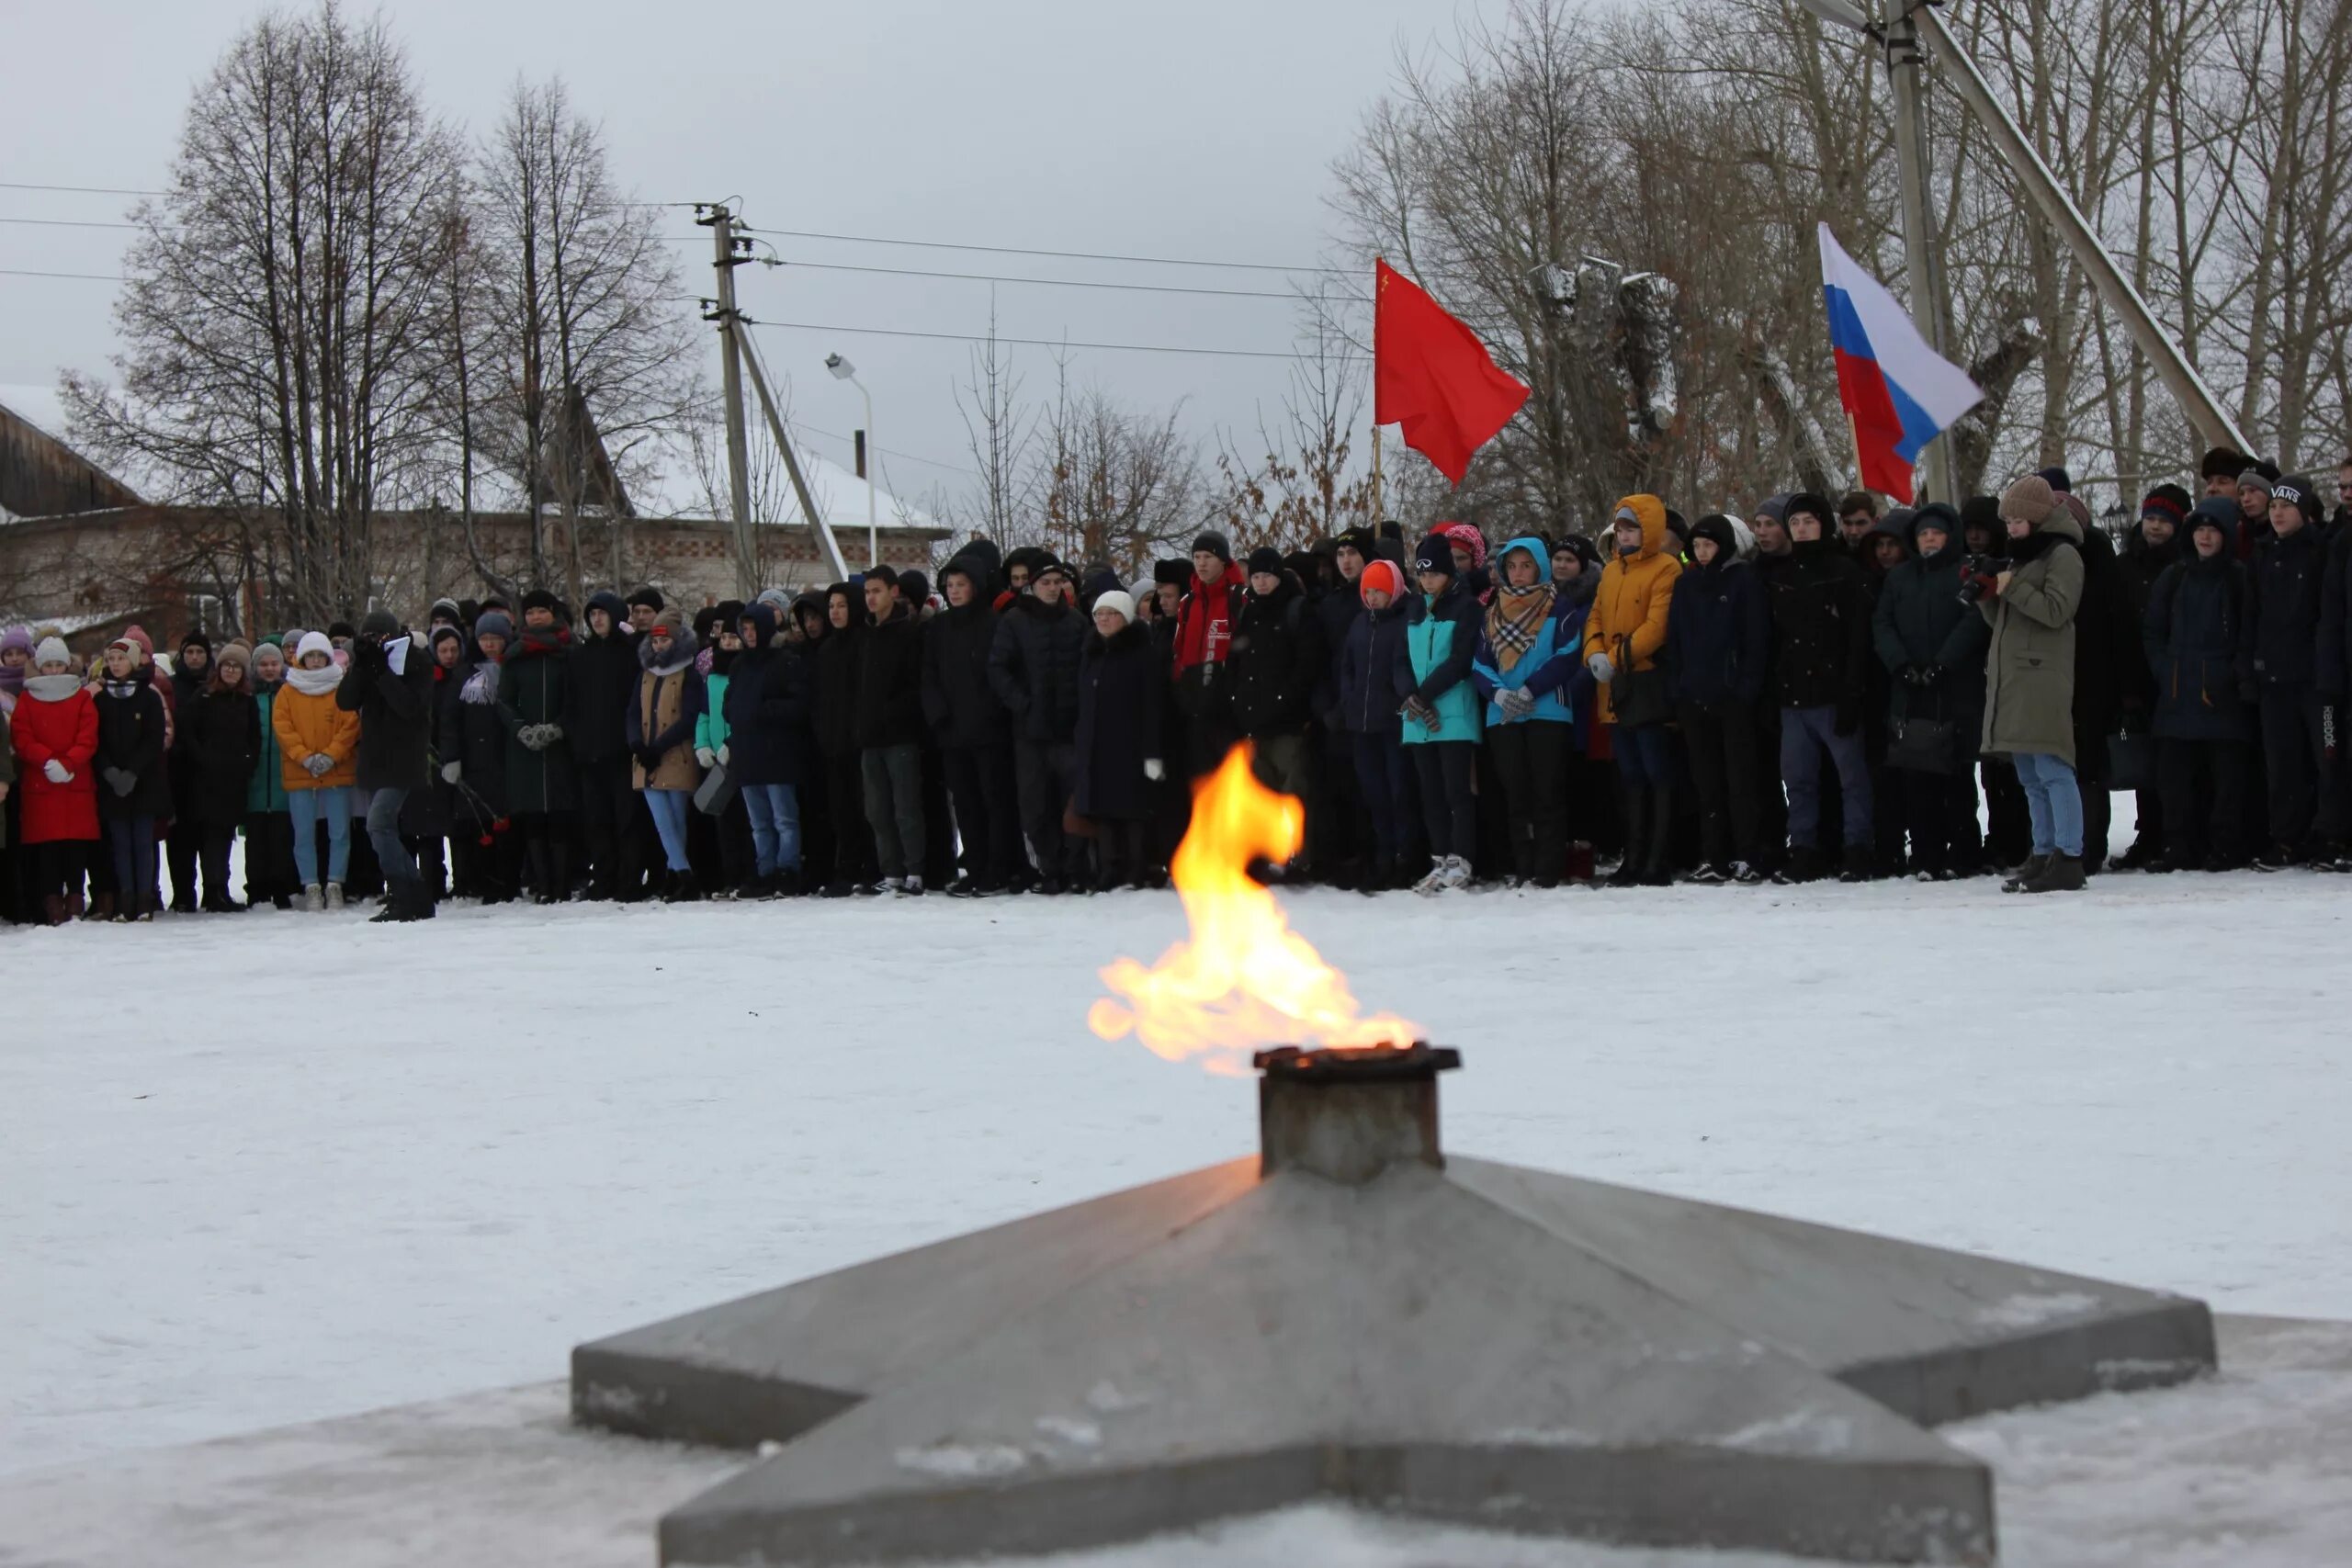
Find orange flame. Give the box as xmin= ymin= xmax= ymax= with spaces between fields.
xmin=1088 ymin=744 xmax=1420 ymax=1074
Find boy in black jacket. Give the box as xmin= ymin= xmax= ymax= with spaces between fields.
xmin=855 ymin=569 xmax=930 ymax=895
xmin=2249 ymin=476 xmax=2337 ymax=868
xmin=340 ymin=608 xmax=437 ymax=920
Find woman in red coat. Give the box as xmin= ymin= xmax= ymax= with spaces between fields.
xmin=11 ymin=636 xmax=100 ymax=922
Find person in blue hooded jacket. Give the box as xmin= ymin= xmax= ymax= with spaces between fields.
xmin=1395 ymin=536 xmax=1483 ymax=893
xmin=1470 ymin=536 xmax=1585 ymax=887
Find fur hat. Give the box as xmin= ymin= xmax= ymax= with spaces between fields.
xmin=626 ymin=584 xmax=665 ymax=613
xmin=1998 ymin=475 xmax=2058 ymax=525
xmin=1153 ymin=558 xmax=1192 ymax=587
xmin=1091 ymin=589 xmax=1136 ymax=625
xmin=326 ymin=620 xmax=356 ymax=642
xmin=1191 ymin=530 xmax=1233 ymax=564
xmin=2200 ymin=446 xmax=2247 ymax=481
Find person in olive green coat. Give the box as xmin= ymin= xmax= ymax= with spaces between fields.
xmin=1980 ymin=474 xmax=2086 ymax=892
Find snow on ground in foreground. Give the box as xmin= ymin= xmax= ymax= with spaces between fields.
xmin=6 ymin=872 xmax=2351 ymax=1475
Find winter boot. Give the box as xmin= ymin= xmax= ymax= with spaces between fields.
xmin=325 ymin=883 xmax=345 ymax=911
xmin=899 ymin=874 xmax=924 ymax=897
xmin=303 ymin=884 xmax=325 ymax=912
xmin=1605 ymin=787 xmax=1648 ymax=888
xmin=1838 ymin=844 xmax=1872 ymax=883
xmin=2000 ymin=854 xmax=2050 ymax=893
xmin=89 ymin=891 xmax=117 ymax=920
xmin=65 ymin=890 xmax=86 ymax=920
xmin=1410 ymin=856 xmax=1448 ymax=897
xmin=2021 ymin=853 xmax=2086 ymax=894
xmin=40 ymin=895 xmax=68 ymax=927
xmin=1566 ymin=841 xmax=1596 ymax=883
xmin=1771 ymin=846 xmax=1826 ymax=885
xmin=1638 ymin=786 xmax=1675 ymax=886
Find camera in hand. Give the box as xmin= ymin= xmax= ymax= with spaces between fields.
xmin=1956 ymin=555 xmax=2012 ymax=604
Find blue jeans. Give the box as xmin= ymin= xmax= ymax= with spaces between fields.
xmin=107 ymin=817 xmax=158 ymax=913
xmin=2012 ymin=751 xmax=2084 ymax=857
xmin=741 ymin=783 xmax=801 ymax=875
xmin=1780 ymin=705 xmax=1872 ymax=848
xmin=645 ymin=787 xmax=694 ymax=873
xmin=367 ymin=785 xmax=418 ymax=892
xmin=289 ymin=785 xmax=353 ymax=886
xmin=1612 ymin=723 xmax=1674 ymax=786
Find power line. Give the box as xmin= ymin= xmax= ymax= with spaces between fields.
xmin=746 ymin=317 xmax=1303 ymax=361
xmin=743 ymin=224 xmax=1348 ymax=277
xmin=0 ymin=267 xmax=120 ymax=282
xmin=740 ymin=253 xmax=1363 ymax=303
xmin=0 ymin=216 xmax=137 ymax=230
xmin=0 ymin=180 xmax=164 ymax=197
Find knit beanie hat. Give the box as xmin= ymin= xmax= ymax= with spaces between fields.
xmin=1091 ymin=589 xmax=1136 ymax=624
xmin=1245 ymin=546 xmax=1284 ymax=577
xmin=627 ymin=584 xmax=665 ymax=613
xmin=1191 ymin=530 xmax=1233 ymax=564
xmin=1411 ymin=536 xmax=1457 ymax=577
xmin=1959 ymin=495 xmax=2002 ymax=536
xmin=216 ymin=640 xmax=252 ymax=671
xmin=1783 ymin=491 xmax=1835 ymax=531
xmin=518 ymin=588 xmax=561 ymax=615
xmin=2140 ymin=485 xmax=2190 ymax=526
xmin=33 ymin=636 xmax=71 ymax=669
xmin=179 ymin=628 xmax=212 ymax=656
xmin=1690 ymin=513 xmax=1739 ymax=558
xmin=1752 ymin=493 xmax=1791 ymax=525
xmin=898 ymin=570 xmax=932 ymax=606
xmin=359 ymin=607 xmax=400 ymax=638
xmin=295 ymin=631 xmax=335 ymax=665
xmin=1334 ymin=525 xmax=1376 ymax=558
xmin=471 ymin=611 xmax=514 ymax=646
xmin=1359 ymin=559 xmax=1406 ymax=604
xmin=2036 ymin=465 xmax=2073 ymax=494
xmin=1998 ymin=474 xmax=2058 ymax=525
xmin=2274 ymin=476 xmax=2321 ymax=528
xmin=2238 ymin=467 xmax=2274 ymax=498
xmin=2188 ymin=496 xmax=2238 ymax=538
xmin=430 ymin=624 xmax=466 ymax=651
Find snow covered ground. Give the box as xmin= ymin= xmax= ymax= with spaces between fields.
xmin=6 ymin=871 xmax=2352 ymax=1483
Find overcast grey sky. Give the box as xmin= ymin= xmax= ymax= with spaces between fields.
xmin=0 ymin=0 xmax=1488 ymax=511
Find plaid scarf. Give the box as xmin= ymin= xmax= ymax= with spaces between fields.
xmin=1485 ymin=582 xmax=1555 ymax=672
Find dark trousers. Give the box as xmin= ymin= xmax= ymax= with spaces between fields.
xmin=576 ymin=753 xmax=643 ymax=898
xmin=860 ymin=742 xmax=928 ymax=881
xmin=27 ymin=839 xmax=89 ymax=903
xmin=824 ymin=750 xmax=876 ymax=885
xmin=1679 ymin=700 xmax=1761 ymax=867
xmin=1487 ymin=721 xmax=1570 ymax=880
xmin=2257 ymin=686 xmax=2335 ymax=852
xmin=108 ymin=816 xmax=159 ymax=916
xmin=718 ymin=795 xmax=756 ymax=889
xmin=1982 ymin=757 xmax=2030 ymax=863
xmin=1095 ymin=817 xmax=1152 ymax=887
xmin=1892 ymin=768 xmax=1977 ymax=874
xmin=514 ymin=811 xmax=571 ymax=897
xmin=367 ymin=786 xmax=419 ymax=893
xmin=1781 ymin=705 xmax=1871 ymax=848
xmin=198 ymin=822 xmax=237 ymax=905
xmin=242 ymin=812 xmax=297 ymax=903
xmin=1350 ymin=728 xmax=1415 ymax=866
xmin=1409 ymin=740 xmax=1476 ymax=860
xmin=1310 ymin=728 xmax=1369 ymax=879
xmin=165 ymin=815 xmax=201 ymax=908
xmin=1012 ymin=737 xmax=1083 ymax=879
xmin=944 ymin=741 xmax=1021 ymax=886
xmin=2159 ymin=737 xmax=2252 ymax=864
xmin=1185 ymin=711 xmax=1239 ymax=780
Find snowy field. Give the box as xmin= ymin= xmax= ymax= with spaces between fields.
xmin=6 ymin=870 xmax=2352 ymax=1483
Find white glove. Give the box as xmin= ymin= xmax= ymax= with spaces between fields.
xmin=305 ymin=752 xmax=334 ymax=776
xmin=695 ymin=747 xmax=717 ymax=769
xmin=1587 ymin=651 xmax=1615 ymax=682
xmin=441 ymin=760 xmax=462 ymax=784
xmin=1497 ymin=687 xmax=1536 ymax=719
xmin=540 ymin=723 xmax=564 ymax=744
xmin=717 ymin=743 xmax=730 ymax=766
xmin=43 ymin=758 xmax=71 ymax=784
xmin=1143 ymin=758 xmax=1165 ymax=782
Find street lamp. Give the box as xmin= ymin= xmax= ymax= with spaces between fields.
xmin=825 ymin=353 xmax=877 ymax=569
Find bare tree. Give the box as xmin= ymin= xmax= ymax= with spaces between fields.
xmin=1029 ymin=358 xmax=1204 ymax=574
xmin=1212 ymin=313 xmax=1376 ymax=550
xmin=953 ymin=301 xmax=1033 ymax=547
xmin=471 ymin=75 xmax=701 ymax=604
xmin=63 ymin=2 xmax=465 ymax=627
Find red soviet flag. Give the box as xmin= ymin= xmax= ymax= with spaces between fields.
xmin=1374 ymin=258 xmax=1530 ymax=485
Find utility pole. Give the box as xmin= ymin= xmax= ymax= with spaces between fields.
xmin=738 ymin=328 xmax=854 ymax=583
xmin=698 ymin=202 xmax=758 ymax=596
xmin=1883 ymin=0 xmax=1948 ymax=504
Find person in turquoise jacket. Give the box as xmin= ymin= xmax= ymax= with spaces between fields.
xmin=242 ymin=639 xmax=299 ymax=908
xmin=1472 ymin=535 xmax=1589 ymax=886
xmin=1395 ymin=536 xmax=1483 ymax=892
xmin=692 ymin=616 xmax=756 ymax=894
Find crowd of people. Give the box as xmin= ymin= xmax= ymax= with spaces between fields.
xmin=2 ymin=446 xmax=2348 ymax=921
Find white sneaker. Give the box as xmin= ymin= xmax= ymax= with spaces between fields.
xmin=304 ymin=885 xmax=325 ymax=912
xmin=1410 ymin=857 xmax=1448 ymax=897
xmin=1439 ymin=854 xmax=1473 ymax=891
xmin=325 ymin=883 xmax=345 ymax=910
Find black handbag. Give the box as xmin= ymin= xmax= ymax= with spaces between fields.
xmin=2105 ymin=730 xmax=2157 ymax=793
xmin=693 ymin=760 xmax=740 ymax=817
xmin=1607 ymin=662 xmax=1673 ymax=729
xmin=1886 ymin=714 xmax=1962 ymax=773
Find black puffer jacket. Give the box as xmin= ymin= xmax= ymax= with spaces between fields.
xmin=1225 ymin=574 xmax=1323 ymax=739
xmin=183 ymin=686 xmax=261 ymax=828
xmin=854 ymin=603 xmax=926 ymax=750
xmin=814 ymin=615 xmax=863 ymax=761
xmin=565 ymin=590 xmax=638 ymax=764
xmin=2144 ymin=548 xmax=2256 ymax=742
xmin=922 ymin=597 xmax=1010 ymax=749
xmin=96 ymin=680 xmax=173 ymax=820
xmin=1759 ymin=537 xmax=1871 ymax=716
xmin=725 ymin=603 xmax=815 ymax=786
xmin=2249 ymin=522 xmax=2328 ymax=690
xmin=337 ymin=632 xmax=434 ymax=792
xmin=988 ymin=593 xmax=1088 ymax=744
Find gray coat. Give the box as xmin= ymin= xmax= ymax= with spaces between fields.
xmin=1980 ymin=510 xmax=2085 ymax=766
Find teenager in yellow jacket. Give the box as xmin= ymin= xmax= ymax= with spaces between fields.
xmin=1583 ymin=493 xmax=1681 ymax=885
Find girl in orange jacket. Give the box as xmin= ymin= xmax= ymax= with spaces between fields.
xmin=1583 ymin=493 xmax=1682 ymax=885
xmin=271 ymin=631 xmax=358 ymax=907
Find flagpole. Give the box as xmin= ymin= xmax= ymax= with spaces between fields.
xmin=1372 ymin=423 xmax=1384 ymax=529
xmin=1371 ymin=255 xmax=1385 ymax=529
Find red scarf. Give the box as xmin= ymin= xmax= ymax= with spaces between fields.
xmin=1174 ymin=565 xmax=1238 ymax=673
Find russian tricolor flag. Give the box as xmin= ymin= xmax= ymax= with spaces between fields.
xmin=1818 ymin=223 xmax=1983 ymax=504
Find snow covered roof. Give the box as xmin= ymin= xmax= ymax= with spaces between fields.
xmin=0 ymin=383 xmax=69 ymax=442
xmin=626 ymin=428 xmax=940 ymax=535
